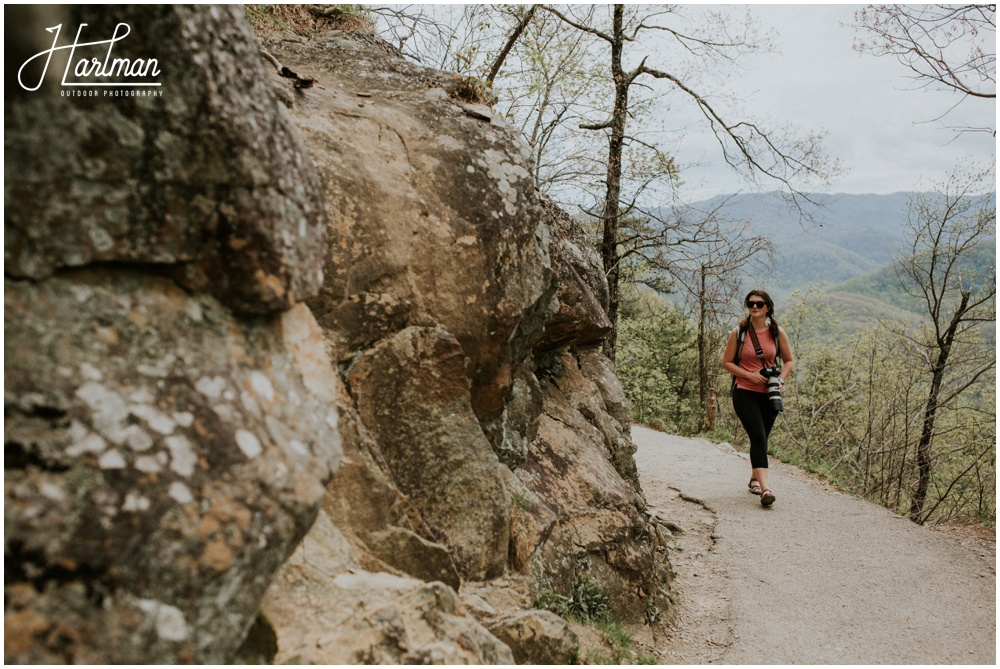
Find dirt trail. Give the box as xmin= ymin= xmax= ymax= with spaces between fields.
xmin=632 ymin=426 xmax=996 ymax=665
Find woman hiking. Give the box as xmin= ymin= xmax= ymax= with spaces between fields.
xmin=722 ymin=289 xmax=794 ymax=507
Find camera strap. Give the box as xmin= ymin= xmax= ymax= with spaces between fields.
xmin=747 ymin=326 xmax=782 ymax=369
xmin=746 ymin=327 xmax=767 ymax=364
xmin=731 ymin=324 xmax=781 ymax=391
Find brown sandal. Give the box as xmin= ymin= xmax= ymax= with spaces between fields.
xmin=760 ymin=489 xmax=776 ymax=506
xmin=748 ymin=478 xmax=762 ymax=495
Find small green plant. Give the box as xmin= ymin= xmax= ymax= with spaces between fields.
xmin=537 ymin=577 xmax=659 ymax=664
xmin=584 ymin=649 xmax=616 ymax=664
xmin=511 ymin=491 xmax=529 ymax=513
xmin=570 ymin=577 xmax=611 ymax=621
xmin=703 ymin=427 xmax=735 ymax=443
xmin=536 ymin=576 xmax=611 ymax=622
xmin=644 ymin=598 xmax=662 ymax=624
xmin=596 ymin=618 xmax=634 ymax=653
xmin=446 ymin=74 xmax=499 ymax=105
xmin=591 ymin=618 xmax=660 ymax=664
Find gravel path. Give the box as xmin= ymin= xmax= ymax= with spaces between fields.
xmin=633 ymin=426 xmax=996 ymax=664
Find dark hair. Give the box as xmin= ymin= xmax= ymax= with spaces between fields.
xmin=739 ymin=289 xmax=780 ymax=341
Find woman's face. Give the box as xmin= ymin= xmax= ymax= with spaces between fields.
xmin=747 ymin=294 xmax=768 ymax=316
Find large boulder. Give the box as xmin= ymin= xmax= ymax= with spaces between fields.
xmin=4 ymin=6 xmax=338 ymax=664
xmin=320 ymin=400 xmax=463 ymax=588
xmin=4 ymin=273 xmax=340 ymax=663
xmin=257 ymin=30 xmax=673 ymax=648
xmin=5 ymin=5 xmax=325 ymax=314
xmin=267 ymin=35 xmax=554 ymax=434
xmin=488 ymin=609 xmax=580 ymax=664
xmin=537 ymin=199 xmax=613 ymax=353
xmin=512 ymin=348 xmax=669 ymax=622
xmin=261 ymin=511 xmax=514 ymax=665
xmin=346 ymin=327 xmax=510 ymax=580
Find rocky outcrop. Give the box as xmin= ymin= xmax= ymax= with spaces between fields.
xmin=6 ymin=6 xmax=325 ymax=315
xmin=537 ymin=199 xmax=614 ymax=353
xmin=514 ymin=348 xmax=666 ymax=621
xmin=6 ymin=8 xmax=673 ymax=664
xmin=488 ymin=610 xmax=581 ymax=664
xmin=4 ymin=6 xmax=339 ymax=664
xmin=347 ymin=327 xmax=510 ymax=579
xmin=259 ymin=27 xmax=672 ymax=655
xmin=260 ymin=512 xmax=514 ymax=664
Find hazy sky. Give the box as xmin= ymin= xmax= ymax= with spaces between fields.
xmin=667 ymin=4 xmax=996 ymax=199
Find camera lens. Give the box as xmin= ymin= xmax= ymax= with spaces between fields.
xmin=766 ymin=375 xmax=783 ymax=412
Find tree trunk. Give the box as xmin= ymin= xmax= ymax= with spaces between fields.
xmin=600 ymin=5 xmax=627 ymax=365
xmin=697 ymin=264 xmax=709 ymax=416
xmin=909 ymin=366 xmax=944 ymax=523
xmin=908 ymin=290 xmax=969 ymax=523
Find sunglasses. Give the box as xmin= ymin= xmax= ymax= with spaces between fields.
xmin=746 ymin=300 xmax=767 ymax=309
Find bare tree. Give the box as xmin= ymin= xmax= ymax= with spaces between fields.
xmin=489 ymin=7 xmax=608 ymax=195
xmin=612 ymin=196 xmax=774 ymax=418
xmin=368 ymin=5 xmax=494 ymax=72
xmin=853 ymin=4 xmax=996 ymax=133
xmin=661 ymin=207 xmax=775 ymax=422
xmin=540 ymin=4 xmax=838 ymax=363
xmin=896 ymin=165 xmax=996 ymax=523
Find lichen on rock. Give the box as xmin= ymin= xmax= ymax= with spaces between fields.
xmin=4 ymin=271 xmax=341 ymax=663
xmin=5 ymin=5 xmax=338 ymax=664
xmin=5 ymin=5 xmax=326 ymax=315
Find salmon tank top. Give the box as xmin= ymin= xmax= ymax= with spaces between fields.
xmin=734 ymin=326 xmax=779 ymax=393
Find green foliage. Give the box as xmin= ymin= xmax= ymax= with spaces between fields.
xmin=581 ymin=619 xmax=635 ymax=664
xmin=831 ymin=236 xmax=995 ymax=320
xmin=535 ymin=596 xmax=657 ymax=664
xmin=617 ymin=290 xmax=704 ymax=435
xmin=584 ymin=649 xmax=616 ymax=664
xmin=536 ymin=576 xmax=612 ymax=623
xmin=595 ymin=618 xmax=634 ymax=651
xmin=617 ymin=254 xmax=995 ymax=526
xmin=769 ymin=318 xmax=996 ymax=525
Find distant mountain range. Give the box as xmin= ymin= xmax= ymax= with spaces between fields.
xmin=681 ymin=190 xmax=996 ymax=343
xmin=677 ymin=191 xmax=995 ymax=342
xmin=688 ymin=191 xmax=920 ymax=301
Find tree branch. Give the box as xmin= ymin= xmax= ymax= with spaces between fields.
xmin=487 ymin=6 xmax=537 ymax=86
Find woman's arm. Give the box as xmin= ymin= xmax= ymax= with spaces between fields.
xmin=722 ymin=328 xmax=765 ymax=385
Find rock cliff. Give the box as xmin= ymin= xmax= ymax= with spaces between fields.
xmin=5 ymin=7 xmax=672 ymax=663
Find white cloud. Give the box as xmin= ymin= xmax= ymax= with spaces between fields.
xmin=665 ymin=4 xmax=996 ymax=199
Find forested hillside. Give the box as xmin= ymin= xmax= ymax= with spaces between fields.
xmin=690 ymin=191 xmax=915 ymax=299
xmin=834 ymin=236 xmax=996 ymax=313
xmin=681 ymin=191 xmax=995 ymax=341
xmin=621 ymin=184 xmax=996 ymax=528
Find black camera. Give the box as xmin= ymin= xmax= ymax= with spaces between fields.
xmin=760 ymin=366 xmax=783 ymax=412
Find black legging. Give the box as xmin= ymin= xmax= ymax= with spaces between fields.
xmin=732 ymin=388 xmax=778 ymax=469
